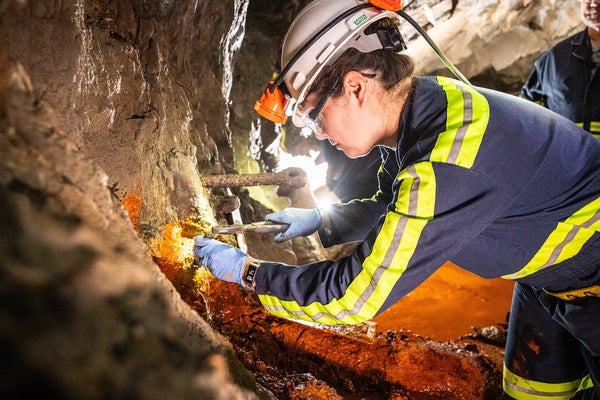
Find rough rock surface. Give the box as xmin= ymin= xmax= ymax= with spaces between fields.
xmin=0 ymin=55 xmax=258 ymax=399
xmin=403 ymin=0 xmax=582 ymax=92
xmin=2 ymin=0 xmax=241 ymax=239
xmin=190 ymin=277 xmax=506 ymax=399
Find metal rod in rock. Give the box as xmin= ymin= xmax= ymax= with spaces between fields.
xmin=201 ymin=167 xmax=307 ymax=190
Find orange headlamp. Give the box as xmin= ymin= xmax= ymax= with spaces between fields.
xmin=253 ymin=81 xmax=290 ymax=124
xmin=367 ymin=0 xmax=402 ymax=11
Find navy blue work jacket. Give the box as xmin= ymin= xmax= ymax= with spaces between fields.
xmin=254 ymin=76 xmax=600 ymax=325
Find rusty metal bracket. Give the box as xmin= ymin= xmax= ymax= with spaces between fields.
xmin=212 ymin=221 xmax=289 ymax=235
xmin=201 ymin=167 xmax=307 ymax=193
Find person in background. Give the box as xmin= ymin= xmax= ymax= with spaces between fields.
xmin=196 ymin=0 xmax=600 ymax=397
xmin=521 ymin=0 xmax=600 ymax=137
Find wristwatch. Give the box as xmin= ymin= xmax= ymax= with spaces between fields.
xmin=243 ymin=260 xmax=261 ymax=289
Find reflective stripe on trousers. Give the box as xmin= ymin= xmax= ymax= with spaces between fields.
xmin=503 ymin=283 xmax=599 ymax=399
xmin=504 ymin=365 xmax=593 ymax=399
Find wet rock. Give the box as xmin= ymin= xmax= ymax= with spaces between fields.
xmin=184 ymin=278 xmax=505 ymax=399
xmin=0 ymin=54 xmax=260 ymax=399
xmin=472 ymin=325 xmax=508 ymax=346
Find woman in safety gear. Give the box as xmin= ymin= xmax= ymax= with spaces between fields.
xmin=195 ymin=0 xmax=600 ymax=398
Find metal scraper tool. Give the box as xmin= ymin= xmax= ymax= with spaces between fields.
xmin=212 ymin=221 xmax=289 ymax=235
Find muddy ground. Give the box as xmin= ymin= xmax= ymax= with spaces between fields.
xmin=151 ymin=222 xmax=511 ymax=400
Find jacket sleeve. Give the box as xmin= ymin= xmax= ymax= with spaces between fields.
xmin=317 ymin=147 xmax=397 ymax=247
xmin=253 ymin=162 xmax=512 ymax=325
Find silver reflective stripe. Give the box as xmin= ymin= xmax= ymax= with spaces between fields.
xmin=447 ymin=89 xmax=473 ymax=165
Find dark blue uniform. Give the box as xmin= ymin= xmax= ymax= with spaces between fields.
xmin=254 ymin=76 xmax=600 ymax=398
xmin=521 ymin=29 xmax=600 ymax=138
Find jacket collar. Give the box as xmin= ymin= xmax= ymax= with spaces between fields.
xmin=571 ymin=29 xmax=593 ymax=62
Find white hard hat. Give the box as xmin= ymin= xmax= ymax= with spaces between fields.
xmin=280 ymin=0 xmax=404 ymax=128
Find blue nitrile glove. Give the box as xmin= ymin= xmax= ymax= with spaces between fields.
xmin=193 ymin=237 xmax=247 ymax=285
xmin=265 ymin=207 xmax=322 ymax=243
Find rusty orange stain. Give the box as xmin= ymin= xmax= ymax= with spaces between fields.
xmin=373 ymin=262 xmax=513 ymax=341
xmin=148 ymin=218 xmax=217 ymax=282
xmin=512 ymin=359 xmax=520 ymax=373
xmin=147 ymin=219 xmax=215 ymax=313
xmin=121 ymin=194 xmax=143 ymax=232
xmin=149 ymin=221 xmax=195 ymax=280
xmin=512 ymin=350 xmax=527 ymax=374
xmin=151 ymin=228 xmax=506 ymax=398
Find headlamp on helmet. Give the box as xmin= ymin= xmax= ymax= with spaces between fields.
xmin=253 ymin=0 xmax=405 ymax=126
xmin=368 ymin=0 xmax=402 ymax=11
xmin=253 ymin=81 xmax=290 ymax=124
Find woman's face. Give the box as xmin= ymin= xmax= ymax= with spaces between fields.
xmin=300 ymin=72 xmax=389 ymax=159
xmin=315 ymin=96 xmax=376 ymax=158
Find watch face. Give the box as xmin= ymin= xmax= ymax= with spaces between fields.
xmin=244 ymin=262 xmax=259 ymax=285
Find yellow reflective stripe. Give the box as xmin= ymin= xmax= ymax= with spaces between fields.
xmin=503 ymin=365 xmax=594 ymax=399
xmin=565 ymin=196 xmax=600 ymax=228
xmin=259 ymin=163 xmax=436 ymax=324
xmin=502 ymin=223 xmax=594 ymax=279
xmin=367 ymin=163 xmax=385 ymax=200
xmin=578 ymin=375 xmax=595 ymax=392
xmin=364 ymin=163 xmax=435 ymax=316
xmin=431 ymin=76 xmax=489 ymax=169
xmin=576 ymin=121 xmax=600 ymax=134
xmin=395 ymin=163 xmax=436 ymax=217
xmin=503 ymin=197 xmax=600 ymax=279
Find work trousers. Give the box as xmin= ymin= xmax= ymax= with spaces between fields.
xmin=503 ymin=283 xmax=599 ymax=399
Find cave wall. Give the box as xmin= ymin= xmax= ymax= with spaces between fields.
xmin=403 ymin=0 xmax=582 ymax=92
xmin=1 ymin=0 xmax=248 ymax=239
xmin=0 ymin=0 xmax=265 ymax=398
xmin=0 ymin=37 xmax=263 ymax=400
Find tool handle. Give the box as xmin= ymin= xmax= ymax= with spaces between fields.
xmin=245 ymin=221 xmax=290 ymax=234
xmin=212 ymin=221 xmax=290 ymax=235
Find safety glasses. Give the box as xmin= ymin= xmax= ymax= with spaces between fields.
xmin=295 ymin=78 xmax=340 ymax=136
